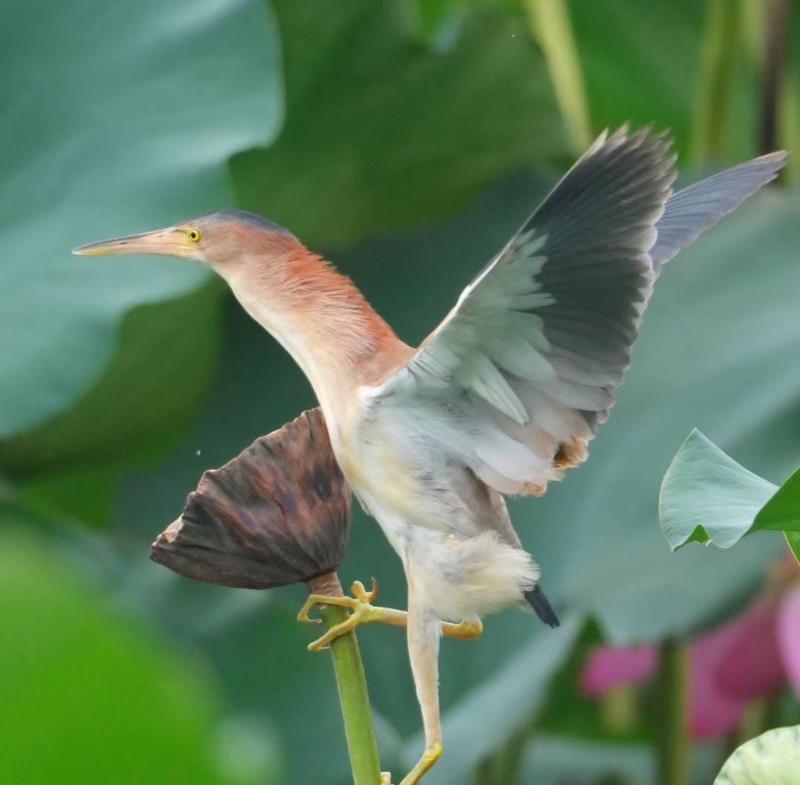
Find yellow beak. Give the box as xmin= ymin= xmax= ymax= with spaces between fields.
xmin=72 ymin=226 xmax=195 ymax=258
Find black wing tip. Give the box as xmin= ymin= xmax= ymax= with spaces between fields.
xmin=525 ymin=584 xmax=561 ymax=628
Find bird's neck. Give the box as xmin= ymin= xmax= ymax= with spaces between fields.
xmin=223 ymin=243 xmax=409 ymax=426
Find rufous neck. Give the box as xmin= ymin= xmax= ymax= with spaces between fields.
xmin=221 ymin=244 xmax=407 ymax=418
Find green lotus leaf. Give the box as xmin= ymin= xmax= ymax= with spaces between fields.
xmin=659 ymin=429 xmax=800 ymax=561
xmin=230 ymin=0 xmax=566 ymax=249
xmin=0 ymin=0 xmax=282 ymax=449
xmin=715 ymin=726 xmax=800 ymax=785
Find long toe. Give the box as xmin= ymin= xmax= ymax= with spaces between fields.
xmin=399 ymin=742 xmax=442 ymax=785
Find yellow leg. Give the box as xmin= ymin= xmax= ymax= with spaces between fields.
xmin=400 ymin=741 xmax=443 ymax=785
xmin=442 ymin=618 xmax=483 ymax=640
xmin=297 ymin=578 xmax=472 ymax=785
xmin=298 ymin=579 xmax=484 ymax=651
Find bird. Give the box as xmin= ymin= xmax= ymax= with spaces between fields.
xmin=75 ymin=127 xmax=786 ymax=785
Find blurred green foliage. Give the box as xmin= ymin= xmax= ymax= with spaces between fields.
xmin=1 ymin=1 xmax=798 ymax=784
xmin=0 ymin=528 xmax=257 ymax=785
xmin=231 ymin=0 xmax=567 ymax=248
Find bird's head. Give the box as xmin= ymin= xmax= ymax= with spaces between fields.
xmin=73 ymin=209 xmax=296 ymax=274
xmin=74 ymin=209 xmax=389 ymax=382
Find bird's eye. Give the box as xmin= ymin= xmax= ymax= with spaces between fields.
xmin=187 ymin=228 xmax=201 ymax=242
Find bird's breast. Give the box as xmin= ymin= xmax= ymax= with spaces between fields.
xmin=335 ymin=432 xmax=421 ymax=519
xmin=329 ymin=408 xmax=426 ymax=524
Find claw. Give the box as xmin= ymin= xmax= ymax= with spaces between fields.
xmin=297 ymin=592 xmax=358 ymax=625
xmin=352 ymin=576 xmax=378 ymax=602
xmin=296 ymin=601 xmax=322 ymax=625
xmin=297 ymin=580 xmax=380 ymax=651
xmin=306 ymin=613 xmax=363 ymax=651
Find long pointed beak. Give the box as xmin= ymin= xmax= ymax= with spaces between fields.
xmin=72 ymin=226 xmax=193 ymax=257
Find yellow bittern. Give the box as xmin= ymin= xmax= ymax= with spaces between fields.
xmin=76 ymin=128 xmax=785 ymax=785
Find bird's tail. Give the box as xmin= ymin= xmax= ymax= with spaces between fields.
xmin=525 ymin=583 xmax=560 ymax=628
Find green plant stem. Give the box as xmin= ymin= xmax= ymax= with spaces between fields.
xmin=690 ymin=0 xmax=740 ymax=163
xmin=758 ymin=0 xmax=790 ymax=155
xmin=600 ymin=683 xmax=639 ymax=735
xmin=524 ymin=0 xmax=591 ymax=154
xmin=656 ymin=639 xmax=690 ymax=785
xmin=309 ymin=573 xmax=382 ymax=785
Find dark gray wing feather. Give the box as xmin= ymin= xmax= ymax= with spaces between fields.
xmin=518 ymin=127 xmax=676 ymax=407
xmin=372 ymin=128 xmax=677 ymax=495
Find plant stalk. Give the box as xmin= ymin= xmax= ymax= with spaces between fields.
xmin=307 ymin=572 xmax=383 ymax=785
xmin=656 ymin=639 xmax=690 ymax=785
xmin=690 ymin=0 xmax=740 ymax=163
xmin=759 ymin=0 xmax=790 ymax=156
xmin=600 ymin=683 xmax=639 ymax=735
xmin=525 ymin=0 xmax=592 ymax=154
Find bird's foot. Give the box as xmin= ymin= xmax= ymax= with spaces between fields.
xmin=442 ymin=617 xmax=483 ymax=640
xmin=298 ymin=578 xmax=387 ymax=651
xmin=399 ymin=741 xmax=442 ymax=785
xmin=298 ymin=580 xmax=483 ymax=650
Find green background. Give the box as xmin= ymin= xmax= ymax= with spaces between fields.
xmin=1 ymin=1 xmax=799 ymax=783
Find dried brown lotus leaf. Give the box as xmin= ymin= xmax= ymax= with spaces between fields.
xmin=151 ymin=409 xmax=351 ymax=588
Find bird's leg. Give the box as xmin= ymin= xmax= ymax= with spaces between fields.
xmin=441 ymin=618 xmax=483 ymax=640
xmin=399 ymin=743 xmax=442 ymax=785
xmin=401 ymin=598 xmax=443 ymax=785
xmin=298 ymin=579 xmax=483 ymax=651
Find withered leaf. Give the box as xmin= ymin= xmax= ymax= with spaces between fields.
xmin=151 ymin=409 xmax=351 ymax=588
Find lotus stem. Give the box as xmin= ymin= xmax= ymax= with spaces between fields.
xmin=690 ymin=0 xmax=740 ymax=163
xmin=656 ymin=638 xmax=690 ymax=785
xmin=525 ymin=0 xmax=591 ymax=154
xmin=307 ymin=572 xmax=383 ymax=785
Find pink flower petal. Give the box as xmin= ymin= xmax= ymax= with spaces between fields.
xmin=579 ymin=645 xmax=657 ymax=696
xmin=578 ymin=586 xmax=797 ymax=739
xmin=689 ymin=629 xmax=750 ymax=739
xmin=776 ymin=584 xmax=800 ymax=697
xmin=714 ymin=598 xmax=785 ymax=699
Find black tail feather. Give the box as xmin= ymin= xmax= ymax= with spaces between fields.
xmin=525 ymin=584 xmax=560 ymax=628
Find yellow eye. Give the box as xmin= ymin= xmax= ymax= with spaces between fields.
xmin=187 ymin=228 xmax=201 ymax=242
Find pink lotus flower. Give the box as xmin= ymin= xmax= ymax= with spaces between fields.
xmin=580 ymin=562 xmax=800 ymax=740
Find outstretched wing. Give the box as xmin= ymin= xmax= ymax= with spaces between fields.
xmin=366 ymin=127 xmax=674 ymax=495
xmin=365 ymin=129 xmax=781 ymax=497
